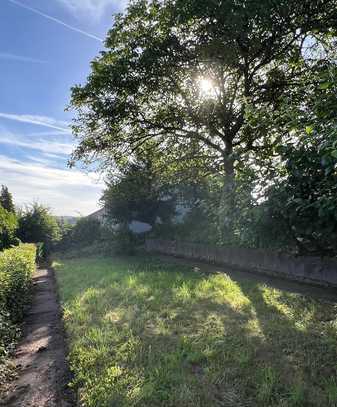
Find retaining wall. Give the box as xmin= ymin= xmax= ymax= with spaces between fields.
xmin=145 ymin=239 xmax=337 ymax=287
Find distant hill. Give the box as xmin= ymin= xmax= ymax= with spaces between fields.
xmin=56 ymin=216 xmax=79 ymax=226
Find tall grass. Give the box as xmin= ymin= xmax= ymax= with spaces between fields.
xmin=55 ymin=255 xmax=337 ymax=407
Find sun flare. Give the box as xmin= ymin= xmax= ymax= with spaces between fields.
xmin=198 ymin=77 xmax=215 ymax=96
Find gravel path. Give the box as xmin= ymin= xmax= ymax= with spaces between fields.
xmin=0 ymin=268 xmax=74 ymax=407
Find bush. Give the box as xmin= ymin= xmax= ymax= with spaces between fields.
xmin=55 ymin=221 xmax=74 ymax=252
xmin=0 ymin=244 xmax=36 ymax=378
xmin=18 ymin=204 xmax=60 ymax=258
xmin=0 ymin=205 xmax=18 ymax=251
xmin=71 ymin=217 xmax=103 ymax=246
xmin=0 ymin=244 xmax=36 ymax=322
xmin=112 ymin=226 xmax=142 ymax=255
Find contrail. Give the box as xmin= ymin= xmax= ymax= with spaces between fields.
xmin=7 ymin=0 xmax=103 ymax=42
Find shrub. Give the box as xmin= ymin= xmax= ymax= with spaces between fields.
xmin=55 ymin=221 xmax=74 ymax=251
xmin=113 ymin=226 xmax=142 ymax=255
xmin=0 ymin=205 xmax=18 ymax=251
xmin=0 ymin=244 xmax=36 ymax=322
xmin=0 ymin=244 xmax=36 ymax=378
xmin=71 ymin=217 xmax=102 ymax=246
xmin=18 ymin=204 xmax=60 ymax=258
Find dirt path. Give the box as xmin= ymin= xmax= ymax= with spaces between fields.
xmin=159 ymin=254 xmax=337 ymax=302
xmin=0 ymin=268 xmax=74 ymax=407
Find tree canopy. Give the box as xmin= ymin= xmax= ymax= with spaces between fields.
xmin=69 ymin=0 xmax=337 ymax=254
xmin=70 ymin=0 xmax=337 ymax=181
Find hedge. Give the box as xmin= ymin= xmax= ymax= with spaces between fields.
xmin=0 ymin=244 xmax=36 ymax=382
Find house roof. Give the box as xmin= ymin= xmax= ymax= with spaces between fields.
xmin=87 ymin=207 xmax=107 ymax=219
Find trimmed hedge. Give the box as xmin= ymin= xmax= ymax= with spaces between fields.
xmin=0 ymin=244 xmax=36 ymax=382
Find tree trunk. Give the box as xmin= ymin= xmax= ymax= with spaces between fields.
xmin=218 ymin=148 xmax=237 ymax=245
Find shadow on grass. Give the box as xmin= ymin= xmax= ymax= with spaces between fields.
xmin=54 ymin=255 xmax=337 ymax=407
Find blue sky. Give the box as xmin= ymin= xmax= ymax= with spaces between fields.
xmin=0 ymin=0 xmax=126 ymax=216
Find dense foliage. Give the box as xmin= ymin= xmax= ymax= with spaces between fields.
xmin=56 ymin=216 xmax=110 ymax=253
xmin=18 ymin=204 xmax=60 ymax=257
xmin=56 ymin=219 xmax=74 ymax=250
xmin=70 ymin=0 xmax=336 ymax=177
xmin=0 ymin=186 xmax=15 ymax=214
xmin=260 ymin=137 xmax=337 ymax=255
xmin=0 ymin=206 xmax=18 ymax=252
xmin=68 ymin=0 xmax=337 ymax=255
xmin=0 ymin=244 xmax=36 ymax=384
xmin=0 ymin=244 xmax=36 ymax=322
xmin=71 ymin=217 xmax=103 ymax=246
xmin=102 ymin=149 xmax=176 ymax=229
xmin=0 ymin=186 xmax=18 ymax=251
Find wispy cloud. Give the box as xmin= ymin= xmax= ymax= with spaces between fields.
xmin=0 ymin=155 xmax=103 ymax=216
xmin=28 ymin=130 xmax=73 ymax=138
xmin=44 ymin=152 xmax=69 ymax=160
xmin=7 ymin=0 xmax=103 ymax=42
xmin=58 ymin=0 xmax=127 ymax=20
xmin=0 ymin=112 xmax=71 ymax=133
xmin=25 ymin=155 xmax=61 ymax=166
xmin=0 ymin=132 xmax=73 ymax=155
xmin=0 ymin=52 xmax=46 ymax=64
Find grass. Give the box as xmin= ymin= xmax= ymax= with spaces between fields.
xmin=54 ymin=255 xmax=337 ymax=407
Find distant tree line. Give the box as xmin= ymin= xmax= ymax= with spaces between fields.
xmin=0 ymin=186 xmax=61 ymax=257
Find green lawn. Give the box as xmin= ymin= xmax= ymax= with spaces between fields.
xmin=54 ymin=255 xmax=337 ymax=407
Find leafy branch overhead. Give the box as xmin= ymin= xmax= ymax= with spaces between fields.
xmin=70 ymin=0 xmax=337 ymax=179
xmin=69 ymin=0 xmax=337 ymax=255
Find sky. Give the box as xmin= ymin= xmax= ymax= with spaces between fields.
xmin=0 ymin=0 xmax=127 ymax=216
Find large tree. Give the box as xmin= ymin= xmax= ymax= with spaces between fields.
xmin=70 ymin=0 xmax=336 ymax=177
xmin=69 ymin=0 xmax=337 ymax=242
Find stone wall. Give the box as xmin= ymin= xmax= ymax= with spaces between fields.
xmin=145 ymin=239 xmax=337 ymax=287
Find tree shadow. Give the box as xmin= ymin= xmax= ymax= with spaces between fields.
xmin=55 ymin=255 xmax=337 ymax=406
xmin=236 ymin=279 xmax=337 ymax=406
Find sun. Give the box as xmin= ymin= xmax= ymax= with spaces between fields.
xmin=198 ymin=77 xmax=215 ymax=97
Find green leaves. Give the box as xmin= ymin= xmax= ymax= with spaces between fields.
xmin=69 ymin=0 xmax=337 ymax=181
xmin=0 ymin=185 xmax=15 ymax=214
xmin=102 ymin=149 xmax=176 ymax=229
xmin=319 ymin=81 xmax=332 ymax=90
xmin=0 ymin=205 xmax=18 ymax=251
xmin=305 ymin=126 xmax=314 ymax=135
xmin=17 ymin=204 xmax=60 ymax=257
xmin=67 ymin=0 xmax=337 ymax=255
xmin=0 ymin=244 xmax=36 ymax=385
